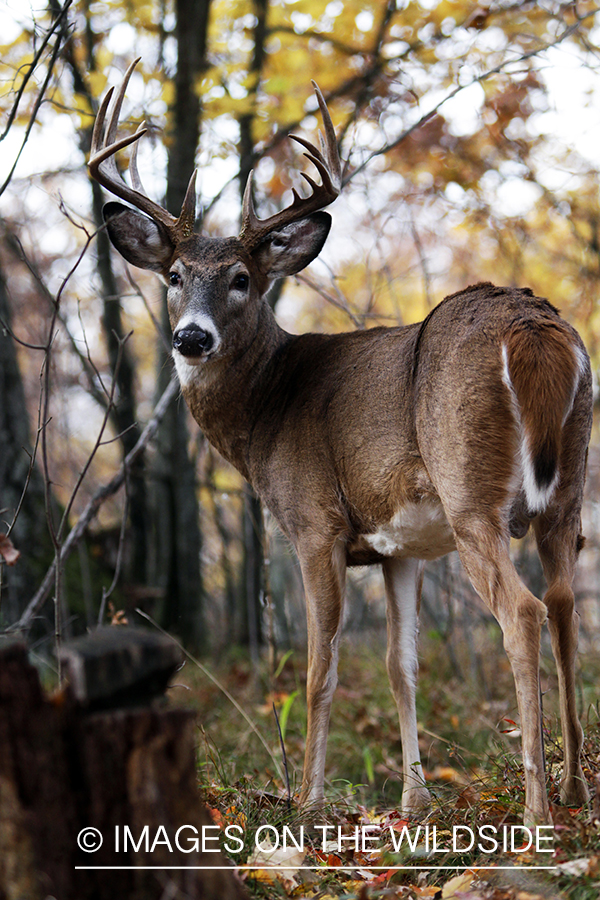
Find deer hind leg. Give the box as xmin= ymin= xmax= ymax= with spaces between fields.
xmin=451 ymin=516 xmax=550 ymax=825
xmin=298 ymin=538 xmax=346 ymax=807
xmin=534 ymin=512 xmax=589 ymax=808
xmin=382 ymin=557 xmax=430 ymax=812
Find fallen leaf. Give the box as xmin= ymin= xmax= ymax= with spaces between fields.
xmin=108 ymin=601 xmax=129 ymax=625
xmin=0 ymin=533 xmax=20 ymax=566
xmin=556 ymin=857 xmax=594 ymax=877
xmin=430 ymin=766 xmax=463 ymax=783
xmin=243 ymin=868 xmax=275 ymax=884
xmin=245 ymin=839 xmax=305 ymax=889
xmin=412 ymin=886 xmax=442 ymax=898
xmin=372 ymin=867 xmax=401 ymax=883
xmin=206 ymin=806 xmax=224 ymax=827
xmin=442 ymin=871 xmax=475 ymax=897
xmin=290 ymin=886 xmax=317 ymax=898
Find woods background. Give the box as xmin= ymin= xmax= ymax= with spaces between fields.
xmin=2 ymin=0 xmax=600 ymax=683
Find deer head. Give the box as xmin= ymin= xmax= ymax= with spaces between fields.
xmin=89 ymin=59 xmax=341 ymax=366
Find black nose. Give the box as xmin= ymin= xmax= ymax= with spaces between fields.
xmin=173 ymin=324 xmax=214 ymax=357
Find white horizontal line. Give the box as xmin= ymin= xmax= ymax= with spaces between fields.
xmin=75 ymin=865 xmax=558 ymax=871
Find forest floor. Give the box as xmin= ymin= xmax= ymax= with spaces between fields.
xmin=173 ymin=632 xmax=600 ymax=900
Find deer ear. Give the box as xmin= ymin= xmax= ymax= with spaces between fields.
xmin=252 ymin=211 xmax=331 ymax=279
xmin=103 ymin=202 xmax=174 ymax=272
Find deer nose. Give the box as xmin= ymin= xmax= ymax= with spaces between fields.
xmin=173 ymin=324 xmax=214 ymax=357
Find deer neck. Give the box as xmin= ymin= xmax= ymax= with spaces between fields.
xmin=177 ymin=301 xmax=288 ymax=480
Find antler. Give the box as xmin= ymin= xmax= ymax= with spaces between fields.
xmin=89 ymin=58 xmax=197 ymax=243
xmin=239 ymin=82 xmax=342 ymax=252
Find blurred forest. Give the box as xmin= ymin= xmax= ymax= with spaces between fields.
xmin=2 ymin=0 xmax=600 ymax=678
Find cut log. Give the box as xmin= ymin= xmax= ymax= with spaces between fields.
xmin=58 ymin=625 xmax=183 ymax=708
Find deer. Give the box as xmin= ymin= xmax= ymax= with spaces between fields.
xmin=89 ymin=60 xmax=592 ymax=826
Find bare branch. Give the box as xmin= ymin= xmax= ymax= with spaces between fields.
xmin=2 ymin=228 xmax=110 ymax=410
xmin=0 ymin=2 xmax=72 ymax=144
xmin=12 ymin=376 xmax=180 ymax=632
xmin=97 ymin=485 xmax=130 ymax=625
xmin=0 ymin=1 xmax=73 ymax=198
xmin=295 ymin=271 xmax=363 ymax=329
xmin=125 ymin=268 xmax=172 ymax=355
xmin=346 ymin=11 xmax=600 ymax=185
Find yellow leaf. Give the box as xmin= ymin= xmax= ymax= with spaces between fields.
xmin=442 ymin=871 xmax=475 ymax=898
xmin=245 ymin=839 xmax=305 ymax=890
xmin=88 ymin=71 xmax=108 ymax=97
xmin=244 ymin=868 xmax=276 ymax=884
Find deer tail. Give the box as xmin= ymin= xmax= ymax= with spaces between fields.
xmin=502 ymin=319 xmax=586 ymax=514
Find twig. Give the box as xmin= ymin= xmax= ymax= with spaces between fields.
xmin=13 ymin=375 xmax=180 ymax=631
xmin=272 ymin=701 xmax=292 ymax=811
xmin=0 ymin=1 xmax=72 ymax=144
xmin=2 ymin=228 xmax=111 ymax=410
xmin=295 ymin=272 xmax=362 ymax=328
xmin=97 ymin=480 xmax=130 ymax=625
xmin=125 ymin=268 xmax=172 ymax=355
xmin=0 ymin=1 xmax=73 ymax=197
xmin=347 ymin=12 xmax=600 ymax=185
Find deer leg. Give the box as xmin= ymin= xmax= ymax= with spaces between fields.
xmin=298 ymin=538 xmax=346 ymax=806
xmin=534 ymin=515 xmax=589 ymax=807
xmin=452 ymin=518 xmax=550 ymax=825
xmin=382 ymin=557 xmax=430 ymax=812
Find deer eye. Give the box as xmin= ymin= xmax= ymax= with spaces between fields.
xmin=169 ymin=271 xmax=181 ymax=287
xmin=231 ymin=273 xmax=249 ymax=291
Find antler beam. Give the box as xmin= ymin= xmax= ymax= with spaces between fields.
xmin=89 ymin=58 xmax=197 ymax=243
xmin=238 ymin=82 xmax=342 ymax=252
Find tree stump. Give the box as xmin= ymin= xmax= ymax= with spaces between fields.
xmin=0 ymin=630 xmax=247 ymax=900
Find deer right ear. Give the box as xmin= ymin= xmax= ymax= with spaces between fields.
xmin=252 ymin=212 xmax=331 ymax=280
xmin=103 ymin=202 xmax=174 ymax=273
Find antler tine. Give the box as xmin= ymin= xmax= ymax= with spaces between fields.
xmin=89 ymin=58 xmax=197 ymax=243
xmin=130 ymin=124 xmax=147 ymax=193
xmin=311 ymin=80 xmax=342 ymax=191
xmin=90 ymin=86 xmax=113 ymax=159
xmin=239 ymin=83 xmax=342 ymax=251
xmin=90 ymin=58 xmax=149 ymax=183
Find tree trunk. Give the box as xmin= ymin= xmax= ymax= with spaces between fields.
xmin=60 ymin=10 xmax=149 ymax=608
xmin=151 ymin=0 xmax=212 ymax=650
xmin=0 ymin=258 xmax=52 ymax=625
xmin=90 ymin=179 xmax=149 ymax=592
xmin=236 ymin=0 xmax=269 ymax=651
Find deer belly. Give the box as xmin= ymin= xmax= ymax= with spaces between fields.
xmin=358 ymin=500 xmax=456 ymax=560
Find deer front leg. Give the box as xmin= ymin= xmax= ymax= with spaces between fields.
xmin=383 ymin=557 xmax=430 ymax=813
xmin=298 ymin=538 xmax=346 ymax=807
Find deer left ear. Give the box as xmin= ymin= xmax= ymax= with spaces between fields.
xmin=103 ymin=202 xmax=175 ymax=273
xmin=252 ymin=211 xmax=331 ymax=279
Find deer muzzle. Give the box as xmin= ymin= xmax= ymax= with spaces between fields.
xmin=172 ymin=323 xmax=215 ymax=358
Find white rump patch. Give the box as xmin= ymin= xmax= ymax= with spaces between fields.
xmin=359 ymin=500 xmax=455 ymax=560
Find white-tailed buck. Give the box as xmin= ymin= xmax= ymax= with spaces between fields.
xmin=90 ymin=60 xmax=592 ymax=824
